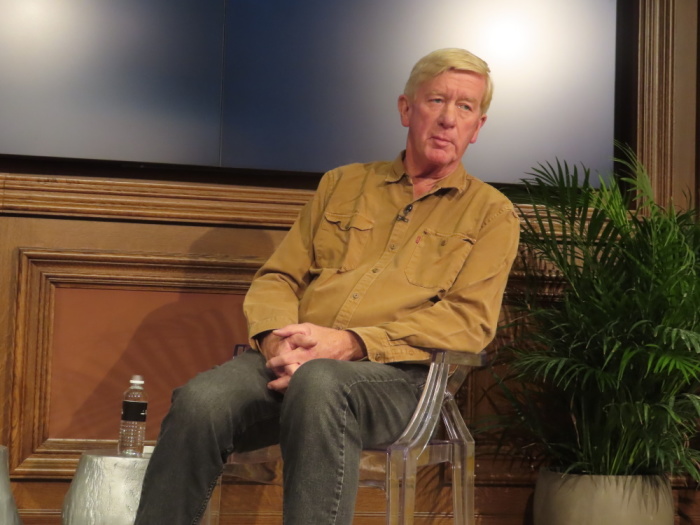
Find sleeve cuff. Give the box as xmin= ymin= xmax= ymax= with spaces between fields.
xmin=349 ymin=327 xmax=431 ymax=364
xmin=247 ymin=317 xmax=298 ymax=350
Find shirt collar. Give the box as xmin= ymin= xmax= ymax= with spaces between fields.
xmin=386 ymin=151 xmax=471 ymax=194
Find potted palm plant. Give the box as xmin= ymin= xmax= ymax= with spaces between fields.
xmin=497 ymin=146 xmax=700 ymax=525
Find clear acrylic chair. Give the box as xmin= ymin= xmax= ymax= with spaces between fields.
xmin=214 ymin=348 xmax=487 ymax=525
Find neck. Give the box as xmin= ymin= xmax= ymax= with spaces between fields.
xmin=410 ymin=176 xmax=438 ymax=199
xmin=403 ymin=151 xmax=458 ymax=183
xmin=404 ymin=161 xmax=456 ymax=198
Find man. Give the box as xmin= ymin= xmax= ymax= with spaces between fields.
xmin=135 ymin=47 xmax=519 ymax=524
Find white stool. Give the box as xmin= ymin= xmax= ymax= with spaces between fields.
xmin=0 ymin=446 xmax=22 ymax=525
xmin=62 ymin=448 xmax=219 ymax=525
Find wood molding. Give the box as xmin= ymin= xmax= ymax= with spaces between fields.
xmin=10 ymin=247 xmax=264 ymax=479
xmin=0 ymin=174 xmax=314 ymax=228
xmin=637 ymin=0 xmax=698 ymax=208
xmin=637 ymin=0 xmax=674 ymax=203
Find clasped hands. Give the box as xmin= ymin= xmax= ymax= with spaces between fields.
xmin=259 ymin=323 xmax=366 ymax=392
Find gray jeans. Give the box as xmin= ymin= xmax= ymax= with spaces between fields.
xmin=134 ymin=350 xmax=427 ymax=525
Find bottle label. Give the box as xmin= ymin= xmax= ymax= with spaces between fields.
xmin=121 ymin=401 xmax=147 ymax=422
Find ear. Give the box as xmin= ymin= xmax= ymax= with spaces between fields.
xmin=469 ymin=114 xmax=488 ymax=144
xmin=398 ymin=94 xmax=411 ymax=128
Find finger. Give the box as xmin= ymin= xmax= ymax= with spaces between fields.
xmin=267 ymin=350 xmax=305 ymax=370
xmin=273 ymin=324 xmax=310 ymax=338
xmin=285 ymin=363 xmax=300 ymax=375
xmin=267 ymin=375 xmax=291 ymax=392
xmin=285 ymin=333 xmax=317 ymax=350
xmin=270 ymin=365 xmax=287 ymax=378
xmin=271 ymin=362 xmax=299 ymax=378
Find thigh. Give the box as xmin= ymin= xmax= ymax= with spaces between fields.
xmin=281 ymin=359 xmax=428 ymax=448
xmin=168 ymin=349 xmax=284 ymax=452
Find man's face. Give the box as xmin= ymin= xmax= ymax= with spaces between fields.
xmin=398 ymin=70 xmax=487 ymax=178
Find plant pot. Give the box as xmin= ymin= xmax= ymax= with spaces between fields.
xmin=0 ymin=446 xmax=21 ymax=525
xmin=533 ymin=468 xmax=673 ymax=525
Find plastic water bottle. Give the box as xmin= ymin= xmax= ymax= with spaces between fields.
xmin=118 ymin=375 xmax=148 ymax=456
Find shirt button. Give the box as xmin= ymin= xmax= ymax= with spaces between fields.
xmin=352 ymin=293 xmax=360 ymax=299
xmin=374 ymin=353 xmax=382 ymax=361
xmin=404 ymin=204 xmax=413 ymax=213
xmin=390 ymin=244 xmax=397 ymax=251
xmin=372 ymin=268 xmax=379 ymax=273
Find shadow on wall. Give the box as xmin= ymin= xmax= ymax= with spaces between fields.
xmin=49 ymin=227 xmax=276 ymax=441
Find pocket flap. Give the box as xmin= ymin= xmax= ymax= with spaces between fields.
xmin=324 ymin=211 xmax=375 ymax=232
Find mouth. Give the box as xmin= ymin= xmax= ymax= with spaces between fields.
xmin=431 ymin=136 xmax=453 ymax=147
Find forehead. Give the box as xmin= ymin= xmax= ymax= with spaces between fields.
xmin=418 ymin=70 xmax=486 ymax=100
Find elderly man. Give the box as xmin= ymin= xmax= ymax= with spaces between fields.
xmin=135 ymin=47 xmax=519 ymax=525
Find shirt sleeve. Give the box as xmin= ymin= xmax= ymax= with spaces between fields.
xmin=350 ymin=204 xmax=520 ymax=363
xmin=243 ymin=171 xmax=339 ymax=349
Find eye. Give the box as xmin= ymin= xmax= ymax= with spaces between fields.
xmin=429 ymin=97 xmax=444 ymax=104
xmin=458 ymin=103 xmax=473 ymax=112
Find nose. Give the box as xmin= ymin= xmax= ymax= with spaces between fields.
xmin=438 ymin=103 xmax=456 ymax=127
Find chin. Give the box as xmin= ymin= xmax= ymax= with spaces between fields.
xmin=425 ymin=150 xmax=456 ymax=167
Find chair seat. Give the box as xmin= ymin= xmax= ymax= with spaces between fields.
xmin=224 ymin=437 xmax=465 ymax=488
xmin=218 ymin=348 xmax=487 ymax=525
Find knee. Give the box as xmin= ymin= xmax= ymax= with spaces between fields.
xmin=166 ymin=355 xmax=275 ymax=430
xmin=282 ymin=359 xmax=350 ymax=418
xmin=288 ymin=359 xmax=346 ymax=398
xmin=167 ymin=378 xmax=224 ymax=428
xmin=279 ymin=360 xmax=360 ymax=444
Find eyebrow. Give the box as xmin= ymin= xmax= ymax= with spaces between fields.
xmin=426 ymin=90 xmax=478 ymax=104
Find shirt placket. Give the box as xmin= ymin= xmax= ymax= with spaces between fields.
xmin=331 ymin=200 xmax=417 ymax=330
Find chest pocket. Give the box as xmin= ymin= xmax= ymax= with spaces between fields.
xmin=313 ymin=211 xmax=374 ymax=272
xmin=405 ymin=229 xmax=475 ymax=289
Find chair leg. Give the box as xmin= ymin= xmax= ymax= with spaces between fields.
xmin=463 ymin=438 xmax=476 ymax=525
xmin=442 ymin=398 xmax=475 ymax=525
xmin=386 ymin=449 xmax=418 ymax=525
xmin=451 ymin=441 xmax=475 ymax=525
xmin=451 ymin=442 xmax=464 ymax=524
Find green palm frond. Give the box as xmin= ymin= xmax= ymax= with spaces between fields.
xmin=496 ymin=145 xmax=700 ymax=479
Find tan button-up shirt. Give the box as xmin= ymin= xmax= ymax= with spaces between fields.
xmin=243 ymin=154 xmax=520 ymax=363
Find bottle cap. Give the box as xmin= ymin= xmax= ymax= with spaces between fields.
xmin=130 ymin=375 xmax=145 ymax=385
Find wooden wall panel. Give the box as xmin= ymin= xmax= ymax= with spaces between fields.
xmin=0 ymin=214 xmax=292 ymax=522
xmin=10 ymin=247 xmax=263 ymax=479
xmin=49 ymin=287 xmax=247 ymax=441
